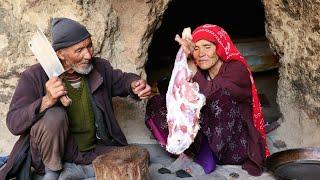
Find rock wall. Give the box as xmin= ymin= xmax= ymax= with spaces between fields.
xmin=0 ymin=0 xmax=319 ymax=155
xmin=0 ymin=0 xmax=170 ymax=154
xmin=263 ymin=0 xmax=320 ymax=150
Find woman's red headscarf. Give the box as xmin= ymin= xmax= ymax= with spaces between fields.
xmin=192 ymin=24 xmax=270 ymax=157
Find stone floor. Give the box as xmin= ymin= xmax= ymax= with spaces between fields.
xmin=31 ymin=143 xmax=276 ymax=180
xmin=142 ymin=143 xmax=276 ymax=180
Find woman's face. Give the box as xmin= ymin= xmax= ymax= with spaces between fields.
xmin=192 ymin=39 xmax=219 ymax=70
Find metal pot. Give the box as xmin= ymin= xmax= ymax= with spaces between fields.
xmin=266 ymin=147 xmax=320 ymax=180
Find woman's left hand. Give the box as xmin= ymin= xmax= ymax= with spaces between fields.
xmin=175 ymin=27 xmax=195 ymax=56
xmin=175 ymin=34 xmax=195 ymax=57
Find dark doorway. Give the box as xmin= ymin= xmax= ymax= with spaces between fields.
xmin=146 ymin=0 xmax=281 ymax=126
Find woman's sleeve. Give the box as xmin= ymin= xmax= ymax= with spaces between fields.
xmin=193 ymin=61 xmax=251 ymax=102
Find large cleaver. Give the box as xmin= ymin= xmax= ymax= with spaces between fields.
xmin=28 ymin=27 xmax=72 ymax=106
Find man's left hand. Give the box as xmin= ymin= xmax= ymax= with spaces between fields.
xmin=131 ymin=79 xmax=151 ymax=100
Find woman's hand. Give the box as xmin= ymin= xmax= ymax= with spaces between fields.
xmin=175 ymin=35 xmax=195 ymax=57
xmin=175 ymin=27 xmax=197 ymax=79
xmin=175 ymin=27 xmax=195 ymax=56
xmin=187 ymin=57 xmax=197 ymax=78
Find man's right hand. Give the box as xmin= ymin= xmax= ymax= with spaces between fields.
xmin=40 ymin=77 xmax=67 ymax=112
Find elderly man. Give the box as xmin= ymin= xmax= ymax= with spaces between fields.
xmin=0 ymin=18 xmax=151 ymax=179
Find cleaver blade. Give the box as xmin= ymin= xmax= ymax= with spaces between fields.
xmin=28 ymin=27 xmax=65 ymax=78
xmin=28 ymin=27 xmax=71 ymax=106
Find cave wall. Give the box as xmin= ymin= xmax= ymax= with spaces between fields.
xmin=0 ymin=0 xmax=319 ymax=154
xmin=0 ymin=0 xmax=170 ymax=154
xmin=263 ymin=0 xmax=320 ymax=149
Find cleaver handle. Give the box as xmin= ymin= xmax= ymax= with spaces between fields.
xmin=60 ymin=95 xmax=72 ymax=106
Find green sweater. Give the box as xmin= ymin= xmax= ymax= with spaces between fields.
xmin=65 ymin=77 xmax=96 ymax=152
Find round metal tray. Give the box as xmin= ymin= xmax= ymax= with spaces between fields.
xmin=266 ymin=148 xmax=320 ymax=180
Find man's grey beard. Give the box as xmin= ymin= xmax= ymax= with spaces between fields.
xmin=71 ymin=63 xmax=93 ymax=75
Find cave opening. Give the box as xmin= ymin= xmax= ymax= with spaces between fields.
xmin=146 ymin=0 xmax=281 ymax=126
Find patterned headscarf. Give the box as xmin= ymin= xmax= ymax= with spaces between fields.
xmin=192 ymin=24 xmax=270 ymax=157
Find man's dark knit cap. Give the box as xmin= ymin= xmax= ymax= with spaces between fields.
xmin=51 ymin=18 xmax=91 ymax=51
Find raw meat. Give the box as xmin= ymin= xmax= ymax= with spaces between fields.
xmin=166 ymin=47 xmax=206 ymax=155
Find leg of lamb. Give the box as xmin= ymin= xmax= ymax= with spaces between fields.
xmin=166 ymin=47 xmax=206 ymax=155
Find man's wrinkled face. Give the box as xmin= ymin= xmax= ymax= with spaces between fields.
xmin=57 ymin=38 xmax=94 ymax=74
xmin=192 ymin=39 xmax=219 ymax=70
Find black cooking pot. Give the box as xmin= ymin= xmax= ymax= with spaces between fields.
xmin=266 ymin=147 xmax=320 ymax=180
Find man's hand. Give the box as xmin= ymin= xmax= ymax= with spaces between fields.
xmin=40 ymin=77 xmax=67 ymax=112
xmin=131 ymin=79 xmax=151 ymax=100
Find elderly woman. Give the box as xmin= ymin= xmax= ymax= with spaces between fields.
xmin=146 ymin=24 xmax=269 ymax=176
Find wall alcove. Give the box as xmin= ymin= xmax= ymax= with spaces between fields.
xmin=146 ymin=0 xmax=281 ymax=126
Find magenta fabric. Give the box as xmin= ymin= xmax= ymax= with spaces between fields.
xmin=146 ymin=117 xmax=167 ymax=147
xmin=145 ymin=95 xmax=168 ymax=147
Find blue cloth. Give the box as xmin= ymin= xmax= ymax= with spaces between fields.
xmin=0 ymin=156 xmax=8 ymax=168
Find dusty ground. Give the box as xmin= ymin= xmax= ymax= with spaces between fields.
xmin=30 ymin=143 xmax=276 ymax=180
xmin=145 ymin=144 xmax=275 ymax=180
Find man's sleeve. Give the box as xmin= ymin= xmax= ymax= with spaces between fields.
xmin=6 ymin=72 xmax=44 ymax=135
xmin=104 ymin=62 xmax=140 ymax=97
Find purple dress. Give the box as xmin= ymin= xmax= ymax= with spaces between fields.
xmin=146 ymin=61 xmax=265 ymax=175
xmin=146 ymin=89 xmax=248 ymax=173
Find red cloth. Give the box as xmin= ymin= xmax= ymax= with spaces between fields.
xmin=192 ymin=24 xmax=270 ymax=157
